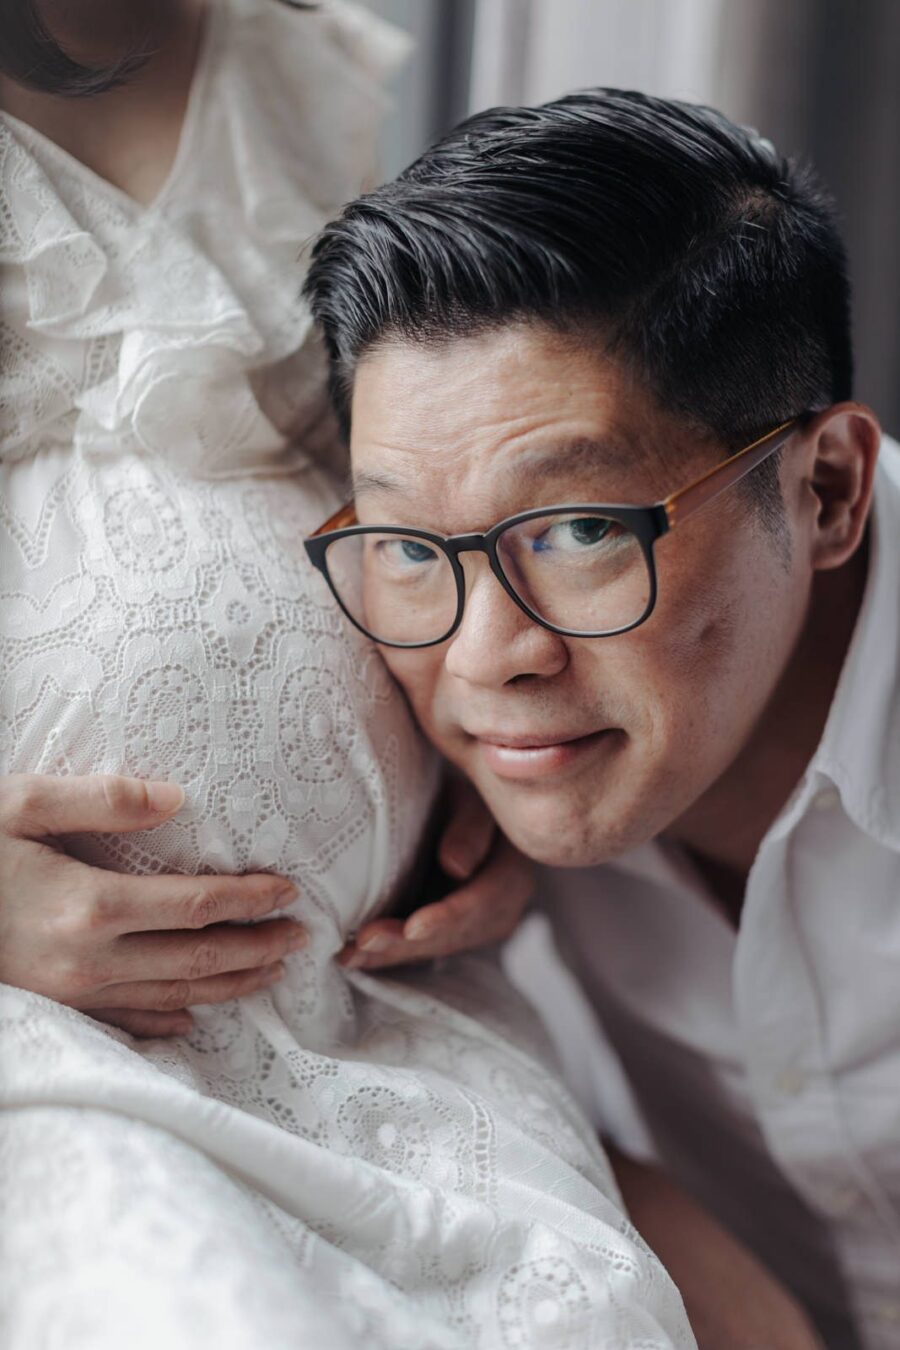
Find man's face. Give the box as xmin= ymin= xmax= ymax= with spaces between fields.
xmin=350 ymin=325 xmax=814 ymax=866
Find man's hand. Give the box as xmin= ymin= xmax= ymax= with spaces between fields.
xmin=0 ymin=774 xmax=306 ymax=1038
xmin=339 ymin=777 xmax=532 ymax=969
xmin=611 ymin=1149 xmax=826 ymax=1350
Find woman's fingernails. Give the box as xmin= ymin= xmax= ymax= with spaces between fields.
xmin=274 ymin=882 xmax=299 ymax=906
xmin=339 ymin=949 xmax=370 ymax=970
xmin=441 ymin=850 xmax=474 ymax=880
xmin=286 ymin=926 xmax=307 ymax=951
xmin=147 ymin=781 xmax=185 ymax=813
xmin=403 ymin=916 xmax=436 ymax=942
xmin=358 ymin=932 xmax=392 ymax=953
xmin=260 ymin=962 xmax=286 ymax=984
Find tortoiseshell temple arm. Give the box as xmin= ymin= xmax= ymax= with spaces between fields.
xmin=310 ymin=502 xmax=358 ymax=536
xmin=662 ymin=417 xmax=804 ymax=530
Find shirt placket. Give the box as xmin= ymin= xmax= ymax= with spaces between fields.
xmin=734 ymin=817 xmax=900 ymax=1347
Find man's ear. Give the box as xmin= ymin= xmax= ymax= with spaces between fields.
xmin=804 ymin=402 xmax=880 ymax=572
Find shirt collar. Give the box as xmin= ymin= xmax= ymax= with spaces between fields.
xmin=800 ymin=433 xmax=900 ymax=850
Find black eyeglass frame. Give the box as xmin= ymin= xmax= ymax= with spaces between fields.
xmin=304 ymin=416 xmax=807 ymax=649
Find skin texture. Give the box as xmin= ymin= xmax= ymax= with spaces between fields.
xmin=349 ymin=324 xmax=878 ymax=888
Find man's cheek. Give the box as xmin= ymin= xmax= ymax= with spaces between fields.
xmin=381 ymin=652 xmax=448 ymax=744
xmin=625 ymin=591 xmax=745 ymax=770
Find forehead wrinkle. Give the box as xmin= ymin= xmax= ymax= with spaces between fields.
xmin=512 ymin=435 xmax=638 ymax=477
xmin=352 ymin=434 xmax=640 ymax=502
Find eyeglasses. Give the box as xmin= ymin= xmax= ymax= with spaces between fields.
xmin=304 ymin=416 xmax=805 ymax=649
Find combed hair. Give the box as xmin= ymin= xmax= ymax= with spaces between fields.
xmin=304 ymin=89 xmax=853 ymax=513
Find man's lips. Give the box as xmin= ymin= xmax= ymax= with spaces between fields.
xmin=466 ymin=726 xmax=620 ymax=781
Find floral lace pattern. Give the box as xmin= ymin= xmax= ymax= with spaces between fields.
xmin=0 ymin=2 xmax=695 ymax=1345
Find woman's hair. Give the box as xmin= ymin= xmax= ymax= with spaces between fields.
xmin=0 ymin=0 xmax=317 ymax=97
xmin=304 ymin=89 xmax=853 ymax=516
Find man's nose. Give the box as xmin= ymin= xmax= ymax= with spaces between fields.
xmin=443 ymin=554 xmax=569 ymax=687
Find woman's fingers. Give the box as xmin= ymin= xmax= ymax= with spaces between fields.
xmin=407 ymin=836 xmax=534 ymax=946
xmin=94 ymin=869 xmax=298 ymax=934
xmin=90 ymin=961 xmax=287 ymax=1015
xmin=108 ymin=918 xmax=307 ymax=985
xmin=336 ymin=918 xmax=404 ymax=966
xmin=343 ymin=836 xmax=534 ymax=970
xmin=437 ymin=776 xmax=496 ymax=879
xmin=0 ymin=774 xmax=305 ymax=1022
xmin=91 ymin=1008 xmax=196 ymax=1038
xmin=0 ymin=773 xmax=184 ymax=840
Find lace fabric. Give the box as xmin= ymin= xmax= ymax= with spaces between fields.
xmin=0 ymin=2 xmax=695 ymax=1344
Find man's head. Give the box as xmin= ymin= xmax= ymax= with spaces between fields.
xmin=304 ymin=90 xmax=878 ymax=866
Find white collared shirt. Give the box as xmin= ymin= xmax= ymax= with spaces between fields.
xmin=512 ymin=435 xmax=900 ymax=1350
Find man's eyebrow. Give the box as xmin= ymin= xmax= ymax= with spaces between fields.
xmin=352 ymin=469 xmax=406 ymax=496
xmin=352 ymin=438 xmax=635 ymax=497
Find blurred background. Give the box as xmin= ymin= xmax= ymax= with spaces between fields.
xmin=362 ymin=0 xmax=899 ymax=436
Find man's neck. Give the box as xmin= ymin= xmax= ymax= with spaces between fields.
xmin=665 ymin=540 xmax=869 ymax=909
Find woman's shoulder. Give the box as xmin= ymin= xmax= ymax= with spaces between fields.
xmin=0 ymin=0 xmax=410 ymax=473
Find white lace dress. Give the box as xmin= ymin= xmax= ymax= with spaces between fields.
xmin=0 ymin=3 xmax=695 ymax=1346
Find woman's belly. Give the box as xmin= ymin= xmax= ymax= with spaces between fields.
xmin=0 ymin=447 xmax=438 ymax=941
xmin=0 ymin=453 xmax=699 ymax=1350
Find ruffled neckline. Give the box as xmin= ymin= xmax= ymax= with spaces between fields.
xmin=0 ymin=0 xmax=408 ymax=474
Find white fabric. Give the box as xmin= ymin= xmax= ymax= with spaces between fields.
xmin=0 ymin=3 xmax=695 ymax=1346
xmin=529 ymin=438 xmax=900 ymax=1350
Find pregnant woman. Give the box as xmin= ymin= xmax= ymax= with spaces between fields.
xmin=0 ymin=1 xmax=694 ymax=1346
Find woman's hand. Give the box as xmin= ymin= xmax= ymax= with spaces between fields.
xmin=0 ymin=774 xmax=305 ymax=1038
xmin=339 ymin=777 xmax=533 ymax=970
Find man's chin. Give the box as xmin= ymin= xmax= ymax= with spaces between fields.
xmin=484 ymin=790 xmax=645 ymax=869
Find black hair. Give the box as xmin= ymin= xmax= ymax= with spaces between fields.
xmin=304 ymin=89 xmax=853 ymax=516
xmin=0 ymin=0 xmax=318 ymax=97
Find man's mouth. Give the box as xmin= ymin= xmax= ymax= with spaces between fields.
xmin=466 ymin=727 xmax=621 ymax=781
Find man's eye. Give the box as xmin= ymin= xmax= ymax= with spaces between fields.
xmin=376 ymin=538 xmax=439 ymax=567
xmin=567 ymin=517 xmax=613 ymax=547
xmin=533 ymin=516 xmax=615 ymax=552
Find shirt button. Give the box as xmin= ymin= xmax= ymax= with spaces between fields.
xmin=774 ymin=1066 xmax=808 ymax=1097
xmin=811 ymin=786 xmax=841 ymax=811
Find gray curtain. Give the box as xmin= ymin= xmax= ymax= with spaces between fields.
xmin=715 ymin=0 xmax=900 ymax=435
xmin=363 ymin=0 xmax=475 ymax=177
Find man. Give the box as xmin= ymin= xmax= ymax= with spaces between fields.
xmin=298 ymin=90 xmax=896 ymax=1349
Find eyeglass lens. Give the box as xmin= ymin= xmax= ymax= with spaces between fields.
xmin=324 ymin=512 xmax=652 ymax=645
